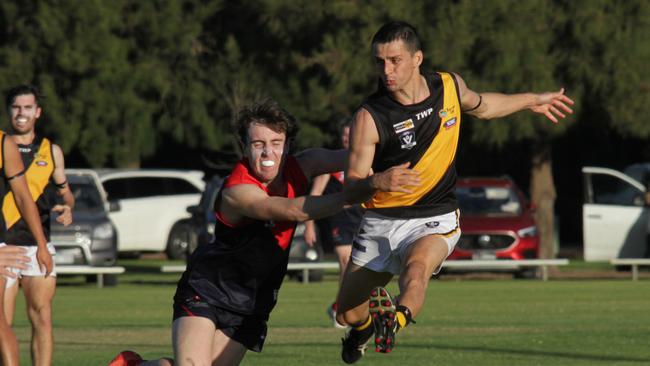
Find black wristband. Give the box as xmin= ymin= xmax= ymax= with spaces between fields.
xmin=463 ymin=94 xmax=482 ymax=112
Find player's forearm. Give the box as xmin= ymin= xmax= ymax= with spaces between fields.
xmin=61 ymin=190 xmax=75 ymax=210
xmin=474 ymin=92 xmax=537 ymax=120
xmin=283 ymin=193 xmax=346 ymax=222
xmin=343 ymin=176 xmax=376 ymax=205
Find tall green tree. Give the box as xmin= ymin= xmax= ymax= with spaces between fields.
xmin=0 ymin=0 xmax=221 ymax=167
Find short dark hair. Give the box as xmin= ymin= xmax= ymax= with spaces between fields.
xmin=371 ymin=21 xmax=422 ymax=54
xmin=5 ymin=84 xmax=43 ymax=108
xmin=234 ymin=99 xmax=298 ymax=146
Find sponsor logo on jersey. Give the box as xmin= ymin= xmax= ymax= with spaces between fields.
xmin=36 ymin=160 xmax=48 ymax=167
xmin=438 ymin=105 xmax=456 ymax=119
xmin=400 ymin=131 xmax=417 ymax=149
xmin=415 ymin=107 xmax=434 ymax=120
xmin=443 ymin=117 xmax=457 ymax=129
xmin=393 ymin=119 xmax=415 ymax=134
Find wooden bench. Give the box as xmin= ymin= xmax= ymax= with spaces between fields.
xmin=161 ymin=259 xmax=569 ymax=283
xmin=609 ymin=258 xmax=650 ymax=281
xmin=57 ymin=265 xmax=125 ymax=288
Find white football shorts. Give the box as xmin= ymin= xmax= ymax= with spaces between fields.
xmin=1 ymin=242 xmax=57 ymax=288
xmin=351 ymin=210 xmax=460 ymax=275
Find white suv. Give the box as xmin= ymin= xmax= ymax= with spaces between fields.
xmin=582 ymin=164 xmax=649 ymax=261
xmin=97 ymin=169 xmax=205 ymax=259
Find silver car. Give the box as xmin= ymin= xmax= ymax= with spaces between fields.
xmin=50 ymin=169 xmax=119 ymax=267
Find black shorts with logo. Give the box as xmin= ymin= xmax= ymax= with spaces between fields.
xmin=173 ymin=290 xmax=268 ymax=352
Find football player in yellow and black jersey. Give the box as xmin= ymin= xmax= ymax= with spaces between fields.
xmin=2 ymin=84 xmax=74 ymax=366
xmin=336 ymin=21 xmax=575 ymax=363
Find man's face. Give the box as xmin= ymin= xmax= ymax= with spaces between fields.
xmin=9 ymin=94 xmax=41 ymax=135
xmin=373 ymin=40 xmax=422 ymax=93
xmin=245 ymin=122 xmax=287 ymax=184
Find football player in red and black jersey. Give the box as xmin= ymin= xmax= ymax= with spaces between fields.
xmin=110 ymin=99 xmax=417 ymax=366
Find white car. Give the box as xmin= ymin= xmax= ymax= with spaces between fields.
xmin=97 ymin=169 xmax=205 ymax=259
xmin=582 ymin=164 xmax=649 ymax=261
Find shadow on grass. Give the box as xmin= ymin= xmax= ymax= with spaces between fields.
xmin=261 ymin=342 xmax=650 ymax=364
xmin=403 ymin=342 xmax=650 ymax=363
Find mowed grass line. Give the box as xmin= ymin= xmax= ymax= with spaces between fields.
xmin=12 ymin=276 xmax=650 ymax=365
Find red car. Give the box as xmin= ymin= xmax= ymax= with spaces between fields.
xmin=448 ymin=177 xmax=539 ymax=261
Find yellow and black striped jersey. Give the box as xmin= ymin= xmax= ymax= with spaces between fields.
xmin=2 ymin=136 xmax=56 ymax=245
xmin=362 ymin=72 xmax=461 ymax=218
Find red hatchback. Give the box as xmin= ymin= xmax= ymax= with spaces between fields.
xmin=449 ymin=177 xmax=539 ymax=261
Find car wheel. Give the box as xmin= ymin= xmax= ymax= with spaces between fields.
xmin=166 ymin=221 xmax=192 ymax=260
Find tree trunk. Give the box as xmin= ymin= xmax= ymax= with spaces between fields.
xmin=530 ymin=143 xmax=557 ymax=259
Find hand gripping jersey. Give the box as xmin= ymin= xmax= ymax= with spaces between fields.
xmin=175 ymin=156 xmax=308 ymax=317
xmin=1 ymin=135 xmax=56 ymax=245
xmin=363 ymin=72 xmax=461 ymax=218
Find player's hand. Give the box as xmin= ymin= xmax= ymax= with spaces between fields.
xmin=370 ymin=162 xmax=420 ymax=194
xmin=53 ymin=204 xmax=73 ymax=226
xmin=530 ymin=88 xmax=575 ymax=123
xmin=0 ymin=246 xmax=29 ymax=277
xmin=303 ymin=221 xmax=317 ymax=247
xmin=36 ymin=247 xmax=54 ymax=277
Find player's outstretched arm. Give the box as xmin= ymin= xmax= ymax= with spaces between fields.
xmin=222 ymin=184 xmax=346 ymax=223
xmin=454 ymin=73 xmax=574 ymax=123
xmin=296 ymin=148 xmax=347 ymax=179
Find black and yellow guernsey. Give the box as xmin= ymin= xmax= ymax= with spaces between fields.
xmin=363 ymin=72 xmax=461 ymax=218
xmin=2 ymin=136 xmax=56 ymax=245
xmin=0 ymin=131 xmax=8 ymax=243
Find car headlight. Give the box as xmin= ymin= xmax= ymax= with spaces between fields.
xmin=93 ymin=222 xmax=115 ymax=240
xmin=517 ymin=226 xmax=538 ymax=238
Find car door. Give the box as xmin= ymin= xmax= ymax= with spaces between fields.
xmin=582 ymin=167 xmax=649 ymax=261
xmin=103 ymin=176 xmax=202 ymax=252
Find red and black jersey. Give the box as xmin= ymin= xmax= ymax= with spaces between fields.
xmin=175 ymin=156 xmax=308 ymax=317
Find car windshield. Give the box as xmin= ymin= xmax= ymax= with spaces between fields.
xmin=69 ymin=181 xmax=104 ymax=212
xmin=456 ymin=186 xmax=522 ymax=216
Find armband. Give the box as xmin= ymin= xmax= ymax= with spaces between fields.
xmin=6 ymin=170 xmax=25 ymax=181
xmin=53 ymin=180 xmax=68 ymax=189
xmin=463 ymin=94 xmax=482 ymax=112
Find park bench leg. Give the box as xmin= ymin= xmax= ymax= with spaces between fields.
xmin=97 ymin=274 xmax=104 ymax=288
xmin=632 ymin=265 xmax=638 ymax=281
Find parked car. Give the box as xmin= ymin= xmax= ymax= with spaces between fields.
xmin=97 ymin=169 xmax=205 ymax=259
xmin=582 ymin=164 xmax=649 ymax=261
xmin=51 ymin=169 xmax=119 ymax=283
xmin=185 ymin=175 xmax=324 ymax=281
xmin=448 ymin=177 xmax=540 ymax=273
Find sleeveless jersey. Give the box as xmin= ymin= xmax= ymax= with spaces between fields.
xmin=362 ymin=72 xmax=461 ymax=218
xmin=175 ymin=155 xmax=308 ymax=317
xmin=2 ymin=136 xmax=56 ymax=245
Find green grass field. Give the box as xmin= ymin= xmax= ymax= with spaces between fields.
xmin=11 ymin=262 xmax=650 ymax=365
